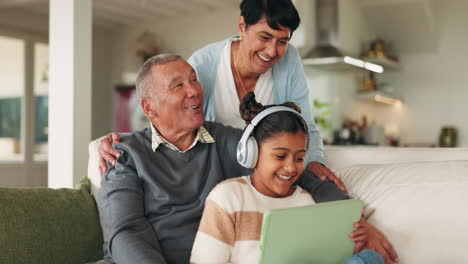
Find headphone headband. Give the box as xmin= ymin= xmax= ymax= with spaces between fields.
xmin=237 ymin=105 xmax=308 ymax=168
xmin=250 ymin=106 xmax=300 ymax=126
xmin=238 ymin=106 xmax=302 ymax=151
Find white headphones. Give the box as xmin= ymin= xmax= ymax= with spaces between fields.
xmin=236 ymin=106 xmax=308 ymax=169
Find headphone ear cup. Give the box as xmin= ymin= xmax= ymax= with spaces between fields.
xmin=236 ymin=139 xmax=246 ymax=166
xmin=250 ymin=137 xmax=259 ymax=168
xmin=245 ymin=136 xmax=259 ymax=169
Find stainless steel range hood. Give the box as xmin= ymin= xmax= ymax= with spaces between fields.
xmin=302 ymin=0 xmax=384 ymax=73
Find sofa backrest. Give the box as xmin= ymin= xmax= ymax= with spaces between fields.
xmin=327 ymin=147 xmax=468 ymax=263
xmin=335 ymin=159 xmax=468 ymax=264
xmin=325 ymin=146 xmax=468 ymax=170
xmin=88 ymin=141 xmax=468 ymax=195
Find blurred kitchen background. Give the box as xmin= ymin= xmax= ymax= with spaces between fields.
xmin=0 ymin=0 xmax=467 ymax=186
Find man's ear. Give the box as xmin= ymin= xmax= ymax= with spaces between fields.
xmin=237 ymin=16 xmax=246 ymax=37
xmin=141 ymin=98 xmax=156 ymax=118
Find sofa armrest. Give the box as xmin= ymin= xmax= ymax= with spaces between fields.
xmin=0 ymin=177 xmax=104 ymax=263
xmin=88 ymin=137 xmax=104 ymax=195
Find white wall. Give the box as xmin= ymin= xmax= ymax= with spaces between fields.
xmin=92 ymin=27 xmax=115 ymax=139
xmin=392 ymin=0 xmax=468 ymax=147
xmin=152 ymin=9 xmax=239 ymax=58
xmin=113 ymin=8 xmax=239 ymax=81
xmin=347 ymin=0 xmax=468 ymax=147
xmin=338 ymin=0 xmax=372 ymax=56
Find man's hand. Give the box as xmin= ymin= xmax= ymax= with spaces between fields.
xmin=307 ymin=161 xmax=347 ymax=193
xmin=98 ymin=132 xmax=121 ymax=176
xmin=350 ymin=217 xmax=399 ymax=264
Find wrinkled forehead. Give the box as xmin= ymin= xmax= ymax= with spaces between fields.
xmin=150 ymin=59 xmax=195 ymax=88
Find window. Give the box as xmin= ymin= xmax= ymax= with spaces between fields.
xmin=0 ymin=33 xmax=48 ymax=163
xmin=34 ymin=42 xmax=49 ymax=161
xmin=0 ymin=36 xmax=25 ymax=161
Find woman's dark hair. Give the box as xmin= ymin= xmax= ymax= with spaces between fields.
xmin=240 ymin=92 xmax=308 ymax=145
xmin=240 ymin=0 xmax=300 ymax=35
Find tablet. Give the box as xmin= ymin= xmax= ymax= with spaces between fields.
xmin=259 ymin=199 xmax=364 ymax=264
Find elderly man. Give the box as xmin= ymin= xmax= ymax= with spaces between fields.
xmin=96 ymin=54 xmax=397 ymax=264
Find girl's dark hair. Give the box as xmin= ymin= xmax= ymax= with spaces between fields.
xmin=240 ymin=0 xmax=300 ymax=35
xmin=240 ymin=92 xmax=308 ymax=145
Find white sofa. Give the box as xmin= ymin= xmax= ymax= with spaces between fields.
xmin=88 ymin=143 xmax=468 ymax=263
xmin=325 ymin=146 xmax=468 ymax=264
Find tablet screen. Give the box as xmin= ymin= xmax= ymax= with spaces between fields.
xmin=259 ymin=199 xmax=363 ymax=264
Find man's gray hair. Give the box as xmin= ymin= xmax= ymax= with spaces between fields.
xmin=135 ymin=54 xmax=183 ymax=100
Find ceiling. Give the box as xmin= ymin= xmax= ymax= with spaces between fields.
xmin=0 ymin=0 xmax=241 ymax=28
xmin=0 ymin=0 xmax=441 ymax=54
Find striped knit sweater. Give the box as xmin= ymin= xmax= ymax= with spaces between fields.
xmin=190 ymin=176 xmax=316 ymax=264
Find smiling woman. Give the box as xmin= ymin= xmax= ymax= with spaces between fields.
xmin=185 ymin=0 xmax=332 ymax=172
xmin=189 ymin=0 xmax=302 ymax=130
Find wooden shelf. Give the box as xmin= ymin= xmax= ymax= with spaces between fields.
xmin=303 ymin=56 xmax=384 ymax=73
xmin=361 ymin=56 xmax=401 ymax=70
xmin=355 ymin=91 xmax=402 ymax=105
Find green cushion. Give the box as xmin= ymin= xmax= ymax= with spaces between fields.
xmin=0 ymin=177 xmax=104 ymax=264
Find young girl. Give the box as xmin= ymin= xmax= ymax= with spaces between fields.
xmin=190 ymin=92 xmax=384 ymax=264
